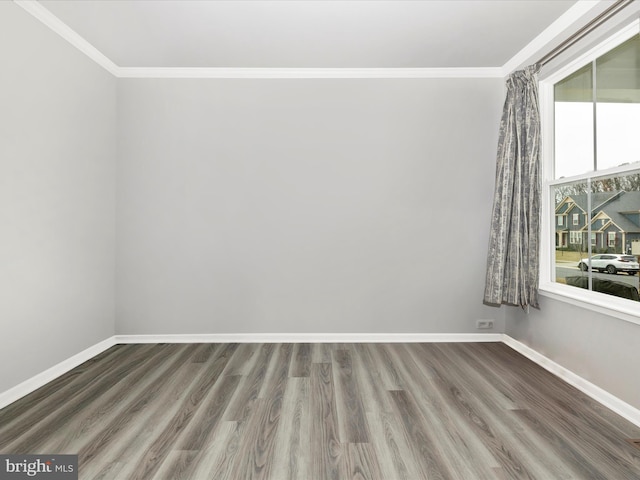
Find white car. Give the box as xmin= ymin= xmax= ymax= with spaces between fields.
xmin=578 ymin=254 xmax=640 ymax=275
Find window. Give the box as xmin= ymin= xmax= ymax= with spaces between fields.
xmin=542 ymin=21 xmax=640 ymax=314
xmin=570 ymin=231 xmax=582 ymax=244
xmin=557 ymin=215 xmax=563 ymax=226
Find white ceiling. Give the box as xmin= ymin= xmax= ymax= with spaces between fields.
xmin=36 ymin=0 xmax=580 ymax=69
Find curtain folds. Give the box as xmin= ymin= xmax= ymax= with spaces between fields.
xmin=484 ymin=65 xmax=541 ymax=309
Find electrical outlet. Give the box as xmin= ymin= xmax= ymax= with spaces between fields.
xmin=476 ymin=320 xmax=494 ymax=329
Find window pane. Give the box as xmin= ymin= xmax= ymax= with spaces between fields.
xmin=554 ymin=63 xmax=594 ymax=178
xmin=556 ymin=63 xmax=593 ymax=102
xmin=554 ymin=173 xmax=640 ymax=301
xmin=596 ymin=34 xmax=640 ymax=171
xmin=554 ymin=179 xmax=590 ymax=286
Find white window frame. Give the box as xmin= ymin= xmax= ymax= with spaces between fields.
xmin=572 ymin=213 xmax=579 ymax=225
xmin=570 ymin=231 xmax=582 ymax=245
xmin=539 ymin=19 xmax=640 ymax=326
xmin=557 ymin=215 xmax=563 ymax=226
xmin=608 ymin=232 xmax=616 ymax=247
xmin=591 ymin=232 xmax=597 ymax=246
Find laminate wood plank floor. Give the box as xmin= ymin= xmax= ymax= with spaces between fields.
xmin=1 ymin=342 xmax=639 ymax=479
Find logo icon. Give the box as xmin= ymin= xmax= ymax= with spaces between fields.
xmin=0 ymin=455 xmax=77 ymax=479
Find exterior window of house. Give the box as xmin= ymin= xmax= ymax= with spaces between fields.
xmin=570 ymin=231 xmax=582 ymax=244
xmin=542 ymin=21 xmax=640 ymax=316
xmin=557 ymin=215 xmax=563 ymax=226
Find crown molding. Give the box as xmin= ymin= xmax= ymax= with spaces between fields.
xmin=14 ymin=0 xmax=119 ymax=76
xmin=501 ymin=0 xmax=603 ymax=76
xmin=13 ymin=0 xmax=502 ymax=79
xmin=117 ymin=67 xmax=503 ymax=79
xmin=16 ymin=0 xmax=604 ymax=80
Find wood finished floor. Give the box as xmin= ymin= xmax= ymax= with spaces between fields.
xmin=1 ymin=342 xmax=639 ymax=479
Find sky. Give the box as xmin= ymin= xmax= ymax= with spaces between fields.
xmin=555 ymin=102 xmax=640 ymax=179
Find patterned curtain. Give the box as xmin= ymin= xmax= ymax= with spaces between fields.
xmin=484 ymin=65 xmax=541 ymax=309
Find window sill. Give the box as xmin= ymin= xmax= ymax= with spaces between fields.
xmin=539 ymin=281 xmax=640 ymax=327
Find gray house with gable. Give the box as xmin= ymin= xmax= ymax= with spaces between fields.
xmin=555 ymin=191 xmax=640 ymax=253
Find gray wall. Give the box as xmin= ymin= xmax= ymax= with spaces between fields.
xmin=0 ymin=3 xmax=116 ymax=394
xmin=116 ymin=78 xmax=505 ymax=334
xmin=506 ymin=297 xmax=640 ymax=411
xmin=506 ymin=2 xmax=640 ymax=414
xmin=3 ymin=0 xmax=638 ymax=421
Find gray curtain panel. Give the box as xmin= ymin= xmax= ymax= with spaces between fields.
xmin=484 ymin=65 xmax=541 ymax=309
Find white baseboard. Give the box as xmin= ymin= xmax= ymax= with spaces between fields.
xmin=0 ymin=336 xmax=117 ymax=410
xmin=3 ymin=333 xmax=639 ymax=431
xmin=114 ymin=332 xmax=504 ymax=344
xmin=0 ymin=333 xmax=499 ymax=409
xmin=502 ymin=335 xmax=640 ymax=429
